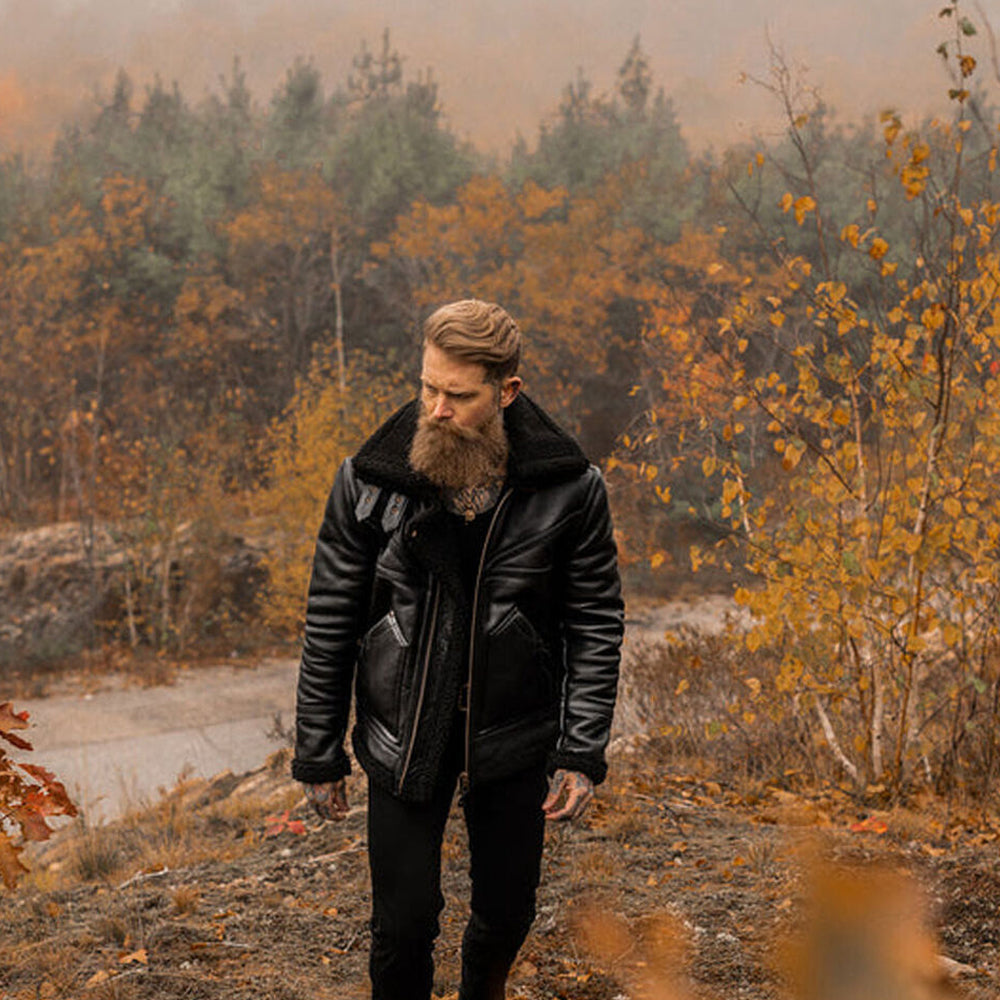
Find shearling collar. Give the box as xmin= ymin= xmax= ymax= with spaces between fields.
xmin=352 ymin=393 xmax=590 ymax=496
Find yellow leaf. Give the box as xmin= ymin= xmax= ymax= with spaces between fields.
xmin=702 ymin=455 xmax=717 ymax=477
xmin=782 ymin=443 xmax=804 ymax=470
xmin=868 ymin=237 xmax=889 ymax=260
xmin=651 ymin=551 xmax=666 ymax=570
xmin=675 ymin=678 xmax=689 ymax=695
xmin=780 ymin=192 xmax=794 ymax=213
xmin=770 ymin=310 xmax=786 ymax=327
xmin=942 ymin=496 xmax=962 ymax=518
xmin=793 ymin=195 xmax=817 ymax=225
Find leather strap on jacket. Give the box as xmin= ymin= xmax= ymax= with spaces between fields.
xmin=353 ymin=480 xmax=409 ymax=535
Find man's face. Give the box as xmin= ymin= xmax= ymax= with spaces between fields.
xmin=418 ymin=342 xmax=517 ymax=431
xmin=409 ymin=342 xmax=521 ymax=490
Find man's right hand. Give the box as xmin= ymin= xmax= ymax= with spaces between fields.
xmin=303 ymin=779 xmax=349 ymax=821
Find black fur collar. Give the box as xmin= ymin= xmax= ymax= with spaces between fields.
xmin=353 ymin=393 xmax=589 ymax=495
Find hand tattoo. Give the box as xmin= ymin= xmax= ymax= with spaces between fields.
xmin=304 ymin=780 xmax=347 ymax=821
xmin=543 ymin=768 xmax=595 ymax=821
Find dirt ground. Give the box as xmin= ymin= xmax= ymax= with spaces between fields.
xmin=4 ymin=744 xmax=1000 ymax=1000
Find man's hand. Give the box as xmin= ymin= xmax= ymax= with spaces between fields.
xmin=542 ymin=769 xmax=594 ymax=822
xmin=303 ymin=779 xmax=349 ymax=822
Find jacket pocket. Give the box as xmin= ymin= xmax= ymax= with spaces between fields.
xmin=357 ymin=610 xmax=410 ymax=737
xmin=479 ymin=606 xmax=556 ymax=731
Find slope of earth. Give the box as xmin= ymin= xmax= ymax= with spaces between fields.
xmin=3 ymin=749 xmax=1000 ymax=1000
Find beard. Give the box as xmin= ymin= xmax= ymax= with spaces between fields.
xmin=408 ymin=405 xmax=509 ymax=491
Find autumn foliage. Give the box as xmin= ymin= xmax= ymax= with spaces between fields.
xmin=2 ymin=9 xmax=1000 ymax=813
xmin=688 ymin=4 xmax=1000 ymax=796
xmin=0 ymin=703 xmax=76 ymax=889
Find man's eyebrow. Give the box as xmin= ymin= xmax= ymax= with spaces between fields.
xmin=420 ymin=377 xmax=476 ymax=396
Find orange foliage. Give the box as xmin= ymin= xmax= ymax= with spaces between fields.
xmin=0 ymin=703 xmax=77 ymax=889
xmin=256 ymin=353 xmax=408 ymax=634
xmin=377 ymin=170 xmax=683 ymax=424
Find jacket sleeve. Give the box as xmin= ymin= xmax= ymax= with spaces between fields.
xmin=551 ymin=466 xmax=624 ymax=785
xmin=292 ymin=457 xmax=377 ymax=784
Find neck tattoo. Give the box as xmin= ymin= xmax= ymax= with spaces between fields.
xmin=445 ymin=474 xmax=504 ymax=522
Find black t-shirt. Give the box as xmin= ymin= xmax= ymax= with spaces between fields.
xmin=452 ymin=507 xmax=494 ymax=717
xmin=456 ymin=508 xmax=494 ymax=596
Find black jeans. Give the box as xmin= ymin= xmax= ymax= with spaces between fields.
xmin=367 ymin=721 xmax=548 ymax=1000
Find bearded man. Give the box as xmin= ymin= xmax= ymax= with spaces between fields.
xmin=293 ymin=299 xmax=624 ymax=1000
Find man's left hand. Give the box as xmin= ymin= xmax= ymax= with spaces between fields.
xmin=542 ymin=769 xmax=594 ymax=821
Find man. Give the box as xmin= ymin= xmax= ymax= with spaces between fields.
xmin=293 ymin=299 xmax=623 ymax=1000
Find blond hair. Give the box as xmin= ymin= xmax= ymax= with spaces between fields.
xmin=422 ymin=299 xmax=521 ymax=383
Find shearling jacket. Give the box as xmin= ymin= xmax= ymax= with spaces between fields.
xmin=291 ymin=393 xmax=624 ymax=802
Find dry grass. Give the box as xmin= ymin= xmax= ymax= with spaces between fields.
xmin=35 ymin=750 xmax=300 ymax=891
xmin=620 ymin=633 xmax=821 ymax=792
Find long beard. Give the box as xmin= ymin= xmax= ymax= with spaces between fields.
xmin=408 ymin=406 xmax=509 ymax=491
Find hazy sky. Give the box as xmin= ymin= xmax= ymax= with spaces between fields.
xmin=0 ymin=0 xmax=990 ymax=158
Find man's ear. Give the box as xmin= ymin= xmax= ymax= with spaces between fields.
xmin=500 ymin=376 xmax=522 ymax=408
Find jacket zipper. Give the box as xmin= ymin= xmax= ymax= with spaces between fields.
xmin=397 ymin=580 xmax=440 ymax=794
xmin=460 ymin=489 xmax=513 ymax=798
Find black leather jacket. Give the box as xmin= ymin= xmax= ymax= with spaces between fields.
xmin=292 ymin=394 xmax=624 ymax=802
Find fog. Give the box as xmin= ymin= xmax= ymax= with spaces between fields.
xmin=0 ymin=0 xmax=985 ymax=157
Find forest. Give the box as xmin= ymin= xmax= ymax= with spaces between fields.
xmin=5 ymin=2 xmax=1000 ymax=803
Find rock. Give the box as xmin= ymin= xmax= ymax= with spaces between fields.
xmin=0 ymin=520 xmax=269 ymax=667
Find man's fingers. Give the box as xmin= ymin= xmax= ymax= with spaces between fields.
xmin=331 ymin=782 xmax=349 ymax=817
xmin=546 ymin=786 xmax=591 ymax=821
xmin=304 ymin=780 xmax=349 ymax=821
xmin=543 ymin=770 xmax=594 ymax=822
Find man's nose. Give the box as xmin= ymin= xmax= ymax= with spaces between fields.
xmin=431 ymin=397 xmax=452 ymax=421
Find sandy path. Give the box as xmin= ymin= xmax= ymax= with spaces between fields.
xmin=19 ymin=659 xmax=298 ymax=823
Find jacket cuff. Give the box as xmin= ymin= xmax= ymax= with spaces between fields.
xmin=547 ymin=749 xmax=608 ymax=786
xmin=291 ymin=752 xmax=352 ymax=785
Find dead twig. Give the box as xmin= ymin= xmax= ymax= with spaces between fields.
xmin=118 ymin=865 xmax=171 ymax=890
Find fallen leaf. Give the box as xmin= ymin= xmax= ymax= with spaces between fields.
xmin=119 ymin=948 xmax=148 ymax=966
xmin=849 ymin=817 xmax=888 ymax=834
xmin=0 ymin=702 xmax=30 ymax=732
xmin=264 ymin=810 xmax=307 ymax=837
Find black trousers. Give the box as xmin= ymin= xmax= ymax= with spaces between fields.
xmin=367 ymin=721 xmax=548 ymax=1000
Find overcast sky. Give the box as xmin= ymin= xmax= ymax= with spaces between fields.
xmin=0 ymin=0 xmax=991 ymax=158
